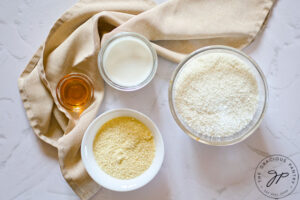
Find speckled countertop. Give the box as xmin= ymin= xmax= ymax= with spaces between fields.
xmin=0 ymin=0 xmax=300 ymax=199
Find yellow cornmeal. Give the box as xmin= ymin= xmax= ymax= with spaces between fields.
xmin=93 ymin=116 xmax=155 ymax=179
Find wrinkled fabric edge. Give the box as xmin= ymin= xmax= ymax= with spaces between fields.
xmin=241 ymin=0 xmax=276 ymax=50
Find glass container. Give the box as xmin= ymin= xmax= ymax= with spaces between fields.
xmin=98 ymin=32 xmax=158 ymax=91
xmin=56 ymin=73 xmax=94 ymax=113
xmin=168 ymin=45 xmax=268 ymax=146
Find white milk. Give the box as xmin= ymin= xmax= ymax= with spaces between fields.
xmin=103 ymin=36 xmax=153 ymax=87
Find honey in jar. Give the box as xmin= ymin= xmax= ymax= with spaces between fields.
xmin=56 ymin=73 xmax=94 ymax=113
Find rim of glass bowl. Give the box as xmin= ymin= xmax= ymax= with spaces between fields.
xmin=98 ymin=32 xmax=158 ymax=91
xmin=56 ymin=73 xmax=94 ymax=112
xmin=168 ymin=45 xmax=269 ymax=146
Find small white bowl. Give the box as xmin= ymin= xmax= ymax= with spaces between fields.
xmin=81 ymin=108 xmax=164 ymax=192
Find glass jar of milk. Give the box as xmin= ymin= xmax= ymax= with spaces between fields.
xmin=98 ymin=32 xmax=158 ymax=91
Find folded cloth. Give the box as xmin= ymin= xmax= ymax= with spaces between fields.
xmin=18 ymin=0 xmax=275 ymax=199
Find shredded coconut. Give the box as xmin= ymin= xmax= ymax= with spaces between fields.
xmin=174 ymin=52 xmax=258 ymax=137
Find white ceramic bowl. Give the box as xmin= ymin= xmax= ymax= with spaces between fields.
xmin=81 ymin=108 xmax=164 ymax=192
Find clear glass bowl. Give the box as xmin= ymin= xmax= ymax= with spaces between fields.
xmin=98 ymin=32 xmax=158 ymax=91
xmin=168 ymin=46 xmax=268 ymax=146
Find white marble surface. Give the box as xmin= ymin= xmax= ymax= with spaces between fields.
xmin=0 ymin=0 xmax=300 ymax=199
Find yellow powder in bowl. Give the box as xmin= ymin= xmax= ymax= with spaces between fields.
xmin=93 ymin=116 xmax=155 ymax=179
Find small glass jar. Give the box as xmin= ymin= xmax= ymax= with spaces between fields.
xmin=56 ymin=73 xmax=94 ymax=113
xmin=98 ymin=32 xmax=158 ymax=91
xmin=168 ymin=45 xmax=268 ymax=146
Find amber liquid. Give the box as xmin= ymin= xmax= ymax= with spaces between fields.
xmin=57 ymin=74 xmax=93 ymax=112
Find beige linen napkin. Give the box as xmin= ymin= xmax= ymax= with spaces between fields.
xmin=18 ymin=0 xmax=274 ymax=199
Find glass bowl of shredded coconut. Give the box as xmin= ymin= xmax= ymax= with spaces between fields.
xmin=169 ymin=46 xmax=268 ymax=146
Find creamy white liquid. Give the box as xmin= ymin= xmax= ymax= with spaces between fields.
xmin=103 ymin=36 xmax=153 ymax=87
